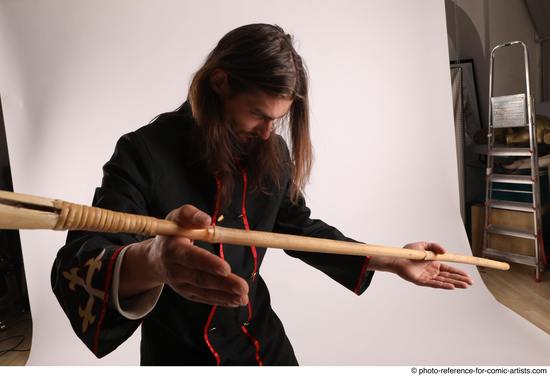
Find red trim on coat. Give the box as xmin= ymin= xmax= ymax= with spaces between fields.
xmin=203 ymin=175 xmax=223 ymax=365
xmin=92 ymin=245 xmax=126 ymax=356
xmin=246 ymin=302 xmax=253 ymax=322
xmin=204 ymin=170 xmax=264 ymax=365
xmin=241 ymin=325 xmax=264 ymax=366
xmin=353 ymin=256 xmax=372 ymax=295
xmin=241 ymin=169 xmax=257 ymax=326
xmin=213 ymin=176 xmax=224 ymax=258
xmin=240 ymin=168 xmax=258 ymax=275
xmin=203 ymin=306 xmax=221 ymax=365
xmin=239 ymin=168 xmax=263 ymax=364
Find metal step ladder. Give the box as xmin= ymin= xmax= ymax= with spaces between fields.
xmin=482 ymin=41 xmax=547 ymax=281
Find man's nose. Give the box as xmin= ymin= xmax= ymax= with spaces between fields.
xmin=258 ymin=120 xmax=274 ymax=140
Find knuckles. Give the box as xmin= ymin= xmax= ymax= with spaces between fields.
xmin=166 ymin=204 xmax=200 ymax=225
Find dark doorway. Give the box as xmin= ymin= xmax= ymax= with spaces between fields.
xmin=0 ymin=96 xmax=32 ymax=365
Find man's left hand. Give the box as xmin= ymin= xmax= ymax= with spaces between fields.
xmin=392 ymin=241 xmax=474 ymax=289
xmin=368 ymin=242 xmax=474 ymax=289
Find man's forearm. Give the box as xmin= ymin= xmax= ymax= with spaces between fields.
xmin=118 ymin=239 xmax=163 ymax=299
xmin=366 ymin=255 xmax=396 ymax=272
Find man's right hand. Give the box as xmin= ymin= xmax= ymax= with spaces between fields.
xmin=119 ymin=205 xmax=249 ymax=308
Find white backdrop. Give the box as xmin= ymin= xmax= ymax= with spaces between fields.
xmin=0 ymin=0 xmax=549 ymax=366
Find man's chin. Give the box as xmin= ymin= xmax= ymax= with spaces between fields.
xmin=236 ymin=137 xmax=263 ymax=156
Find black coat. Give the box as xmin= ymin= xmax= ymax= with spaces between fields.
xmin=51 ymin=103 xmax=375 ymax=365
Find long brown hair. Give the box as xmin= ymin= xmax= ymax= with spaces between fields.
xmin=183 ymin=23 xmax=312 ymax=208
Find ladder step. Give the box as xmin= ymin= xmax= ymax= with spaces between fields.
xmin=488 ymin=200 xmax=535 ymax=212
xmin=482 ymin=248 xmax=538 ymax=267
xmin=486 ymin=225 xmax=535 ymax=239
xmin=488 ymin=174 xmax=533 ymax=184
xmin=489 ymin=147 xmax=532 ymax=157
xmin=492 ymin=188 xmax=532 ymax=194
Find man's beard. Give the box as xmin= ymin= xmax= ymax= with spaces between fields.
xmin=228 ymin=123 xmax=266 ymax=159
xmin=234 ymin=134 xmax=263 ymax=158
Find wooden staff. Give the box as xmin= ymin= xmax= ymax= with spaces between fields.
xmin=0 ymin=189 xmax=510 ymax=270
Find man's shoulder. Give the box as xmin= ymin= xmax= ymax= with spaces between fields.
xmin=123 ymin=110 xmax=197 ymax=158
xmin=134 ymin=111 xmax=193 ymax=140
xmin=109 ymin=109 xmax=198 ymax=168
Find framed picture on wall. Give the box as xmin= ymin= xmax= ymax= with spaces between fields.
xmin=450 ymin=59 xmax=484 ymax=242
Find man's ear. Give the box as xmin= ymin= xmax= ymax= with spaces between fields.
xmin=210 ymin=69 xmax=229 ymax=97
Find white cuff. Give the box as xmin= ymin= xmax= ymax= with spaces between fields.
xmin=111 ymin=245 xmax=164 ymax=320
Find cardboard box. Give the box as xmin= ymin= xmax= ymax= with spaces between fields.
xmin=470 ymin=203 xmax=547 ymax=258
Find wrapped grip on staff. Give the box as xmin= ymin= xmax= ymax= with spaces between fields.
xmin=52 ymin=200 xmax=160 ymax=236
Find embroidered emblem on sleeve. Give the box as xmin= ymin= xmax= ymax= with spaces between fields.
xmin=62 ymin=250 xmax=106 ymax=333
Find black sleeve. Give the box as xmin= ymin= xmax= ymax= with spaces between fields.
xmin=272 ymin=139 xmax=375 ymax=296
xmin=50 ymin=131 xmax=156 ymax=358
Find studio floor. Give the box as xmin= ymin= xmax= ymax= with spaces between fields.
xmin=0 ymin=310 xmax=32 ymax=366
xmin=478 ymin=263 xmax=550 ymax=335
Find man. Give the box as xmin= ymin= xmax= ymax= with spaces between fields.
xmin=51 ymin=23 xmax=473 ymax=366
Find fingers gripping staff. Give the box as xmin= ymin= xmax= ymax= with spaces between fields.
xmin=0 ymin=189 xmax=510 ymax=270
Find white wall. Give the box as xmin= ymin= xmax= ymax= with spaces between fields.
xmin=0 ymin=0 xmax=549 ymax=366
